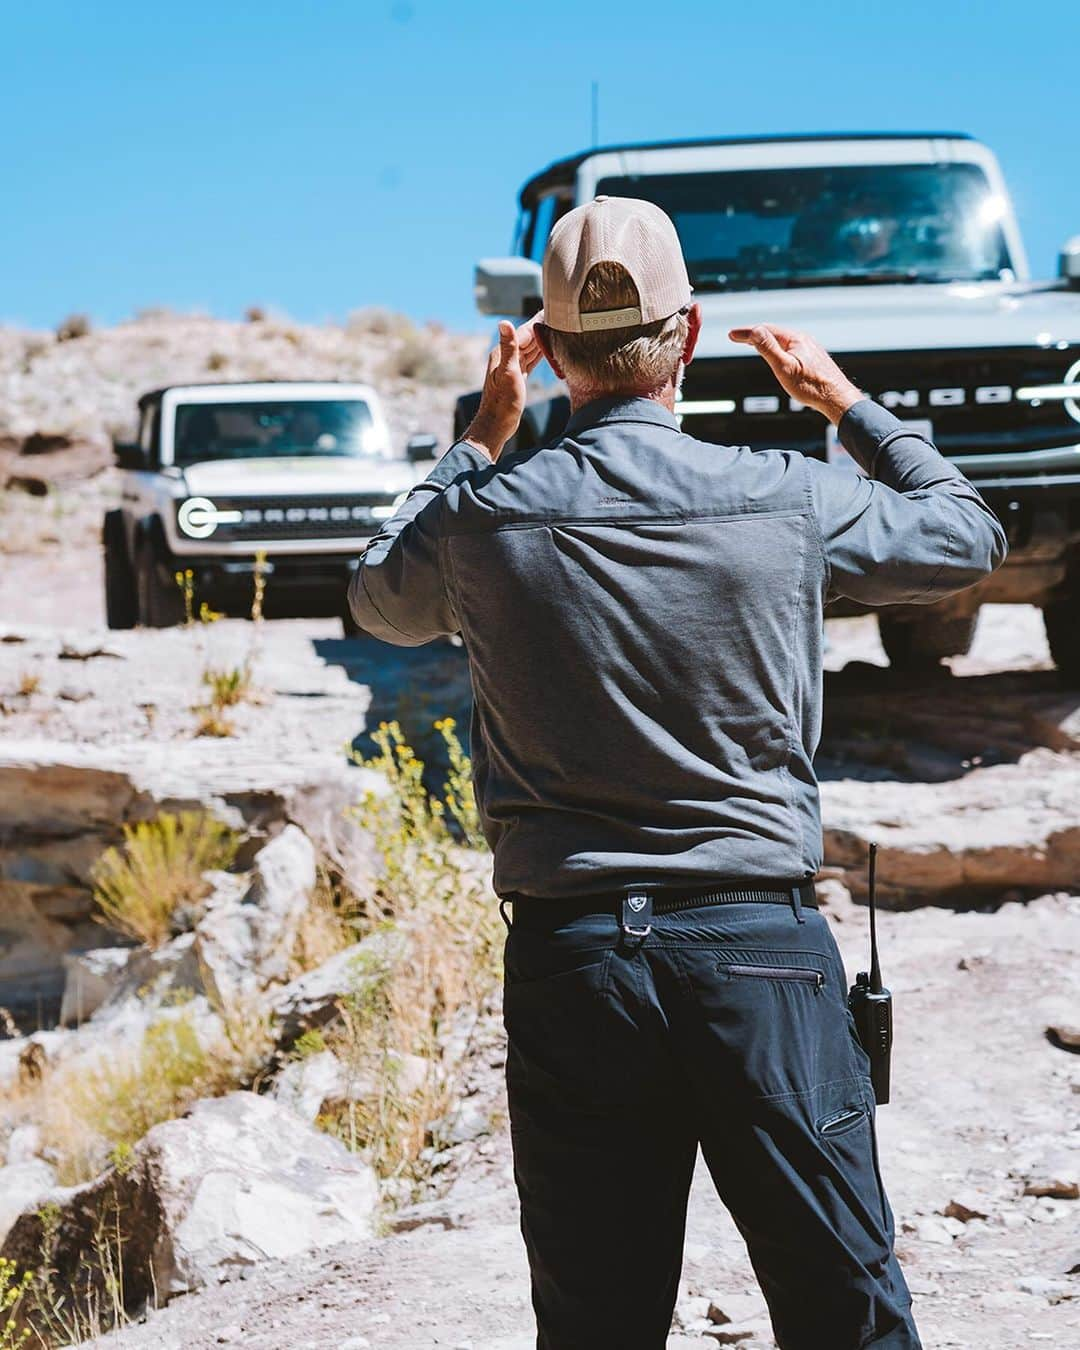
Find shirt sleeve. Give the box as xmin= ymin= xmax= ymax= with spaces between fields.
xmin=805 ymin=399 xmax=1008 ymax=606
xmin=347 ymin=441 xmax=489 ymax=645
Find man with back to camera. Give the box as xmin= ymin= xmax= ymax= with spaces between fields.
xmin=348 ymin=197 xmax=1006 ymax=1349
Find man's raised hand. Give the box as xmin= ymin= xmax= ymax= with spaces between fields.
xmin=463 ymin=318 xmax=544 ymax=461
xmin=728 ymin=324 xmax=863 ymax=426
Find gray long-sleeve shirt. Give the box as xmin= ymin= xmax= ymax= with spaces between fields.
xmin=349 ymin=397 xmax=1007 ymax=898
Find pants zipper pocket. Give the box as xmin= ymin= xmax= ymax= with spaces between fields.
xmin=721 ymin=963 xmax=824 ymax=994
xmin=819 ymin=1104 xmax=867 ymax=1137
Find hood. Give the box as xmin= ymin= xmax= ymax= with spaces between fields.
xmin=176 ymin=456 xmax=421 ymax=498
xmin=692 ymin=280 xmax=1080 ymax=359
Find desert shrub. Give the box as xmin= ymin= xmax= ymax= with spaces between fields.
xmin=205 ymin=351 xmax=228 ymax=371
xmin=345 ymin=307 xmax=414 ymax=339
xmin=55 ymin=314 xmax=91 ymax=342
xmin=91 ymin=811 xmax=239 ymax=947
xmin=244 ymin=304 xmax=266 ymax=323
xmin=319 ymin=721 xmax=498 ymax=1193
xmin=383 ymin=327 xmax=464 ymax=384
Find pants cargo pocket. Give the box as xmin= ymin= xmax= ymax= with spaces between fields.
xmin=813 ymin=1083 xmax=891 ymax=1240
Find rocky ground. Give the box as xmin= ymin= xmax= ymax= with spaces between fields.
xmin=80 ymin=890 xmax=1080 ymax=1350
xmin=0 ymin=315 xmax=1077 ymax=1347
xmin=0 ymin=605 xmax=1070 ymax=1350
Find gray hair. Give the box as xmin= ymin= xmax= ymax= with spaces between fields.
xmin=542 ymin=262 xmax=689 ymax=394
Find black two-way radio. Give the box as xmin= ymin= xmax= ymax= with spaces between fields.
xmin=847 ymin=842 xmax=893 ymax=1105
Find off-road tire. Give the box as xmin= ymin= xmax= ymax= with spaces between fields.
xmin=879 ymin=612 xmax=979 ymax=670
xmin=135 ymin=530 xmax=185 ymax=628
xmin=1044 ymin=601 xmax=1080 ymax=684
xmin=103 ymin=511 xmax=137 ymax=629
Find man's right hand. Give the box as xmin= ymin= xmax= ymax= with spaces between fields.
xmin=463 ymin=319 xmax=544 ymax=462
xmin=729 ymin=324 xmax=863 ymax=426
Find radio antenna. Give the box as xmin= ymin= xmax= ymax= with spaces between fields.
xmin=868 ymin=842 xmax=883 ymax=993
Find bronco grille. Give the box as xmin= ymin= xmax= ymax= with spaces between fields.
xmin=177 ymin=493 xmax=398 ymax=542
xmin=678 ymin=346 xmax=1080 ymax=462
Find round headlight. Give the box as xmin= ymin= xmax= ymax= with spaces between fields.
xmin=177 ymin=497 xmax=243 ymax=539
xmin=1064 ymin=357 xmax=1080 ymax=425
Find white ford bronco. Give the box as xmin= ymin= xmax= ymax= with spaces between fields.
xmin=104 ymin=381 xmax=437 ymax=635
xmin=461 ymin=133 xmax=1080 ymax=678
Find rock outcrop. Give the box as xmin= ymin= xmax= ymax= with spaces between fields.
xmin=0 ymin=623 xmax=383 ymax=1028
xmin=1 ymin=1091 xmax=378 ymax=1310
xmin=194 ymin=827 xmax=316 ymax=1004
xmin=822 ymin=748 xmax=1080 ymax=903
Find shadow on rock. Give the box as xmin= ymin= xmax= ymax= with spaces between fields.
xmin=314 ymin=635 xmax=472 ymax=772
xmin=817 ymin=664 xmax=1080 ymax=784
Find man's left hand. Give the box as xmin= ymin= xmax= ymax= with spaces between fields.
xmin=463 ymin=318 xmax=544 ymax=461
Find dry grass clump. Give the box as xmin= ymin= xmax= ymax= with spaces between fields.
xmin=315 ymin=720 xmax=498 ymax=1194
xmin=186 ymin=552 xmax=267 ymax=738
xmin=91 ymin=811 xmax=239 ymax=947
xmin=39 ymin=1013 xmax=215 ymax=1185
xmin=290 ymin=868 xmax=363 ymax=975
xmin=25 ymin=992 xmax=274 ymax=1191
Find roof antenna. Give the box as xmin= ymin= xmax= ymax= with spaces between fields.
xmin=591 ymin=81 xmax=599 ymax=147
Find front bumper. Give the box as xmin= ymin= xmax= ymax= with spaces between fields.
xmin=172 ymin=550 xmax=364 ymax=619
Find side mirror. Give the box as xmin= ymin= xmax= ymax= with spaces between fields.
xmin=113 ymin=440 xmax=149 ymax=471
xmin=406 ymin=433 xmax=439 ymax=463
xmin=474 ymin=257 xmax=543 ymax=318
xmin=1059 ymin=237 xmax=1080 ymax=287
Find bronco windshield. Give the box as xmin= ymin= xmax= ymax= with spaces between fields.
xmin=594 ymin=163 xmax=1012 ymax=291
xmin=172 ymin=400 xmax=386 ymax=466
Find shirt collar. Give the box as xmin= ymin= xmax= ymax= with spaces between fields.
xmin=563 ymin=395 xmax=680 ymax=439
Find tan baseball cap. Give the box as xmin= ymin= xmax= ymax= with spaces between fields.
xmin=541 ymin=195 xmax=692 ymax=334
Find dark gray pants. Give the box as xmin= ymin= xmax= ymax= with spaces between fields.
xmin=503 ymin=896 xmax=921 ymax=1350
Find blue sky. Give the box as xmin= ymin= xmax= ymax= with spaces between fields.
xmin=2 ymin=0 xmax=1077 ymax=333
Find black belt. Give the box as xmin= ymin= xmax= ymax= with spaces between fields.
xmin=504 ymin=878 xmax=818 ymax=926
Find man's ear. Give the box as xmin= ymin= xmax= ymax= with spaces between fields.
xmin=533 ymin=323 xmax=565 ymax=381
xmin=682 ymin=303 xmax=702 ymax=367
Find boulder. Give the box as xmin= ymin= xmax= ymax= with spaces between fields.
xmin=272 ymin=1047 xmax=428 ymax=1123
xmin=822 ymin=749 xmax=1080 ymax=902
xmin=271 ymin=927 xmax=408 ymax=1046
xmin=1 ymin=1091 xmax=378 ymax=1310
xmin=194 ymin=828 xmax=315 ymax=1004
xmin=3 ymin=1124 xmax=43 ymax=1166
xmin=272 ymin=1050 xmax=347 ymax=1122
xmin=0 ymin=1159 xmax=56 ymax=1247
xmin=58 ymin=947 xmax=132 ymax=1025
